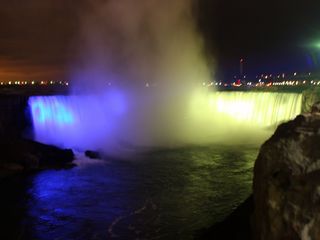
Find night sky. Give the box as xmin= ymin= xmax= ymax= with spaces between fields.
xmin=0 ymin=0 xmax=78 ymax=81
xmin=199 ymin=0 xmax=320 ymax=79
xmin=0 ymin=0 xmax=320 ymax=81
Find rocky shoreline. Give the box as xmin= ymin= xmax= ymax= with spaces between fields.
xmin=196 ymin=195 xmax=253 ymax=239
xmin=0 ymin=139 xmax=74 ymax=180
xmin=0 ymin=139 xmax=75 ymax=240
xmin=0 ymin=94 xmax=75 ymax=179
xmin=199 ymin=103 xmax=320 ymax=240
xmin=253 ymin=110 xmax=320 ymax=239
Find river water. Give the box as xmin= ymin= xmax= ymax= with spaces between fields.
xmin=21 ymin=144 xmax=259 ymax=240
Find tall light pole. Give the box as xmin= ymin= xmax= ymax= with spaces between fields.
xmin=240 ymin=58 xmax=244 ymax=79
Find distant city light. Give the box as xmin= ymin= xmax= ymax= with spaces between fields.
xmin=1 ymin=70 xmax=320 ymax=91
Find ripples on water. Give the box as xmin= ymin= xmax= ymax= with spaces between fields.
xmin=24 ymin=145 xmax=259 ymax=240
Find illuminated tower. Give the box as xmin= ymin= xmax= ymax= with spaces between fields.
xmin=240 ymin=58 xmax=244 ymax=78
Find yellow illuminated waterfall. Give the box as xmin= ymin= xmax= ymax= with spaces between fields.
xmin=185 ymin=91 xmax=302 ymax=144
xmin=190 ymin=91 xmax=302 ymax=127
xmin=30 ymin=90 xmax=303 ymax=149
xmin=207 ymin=92 xmax=302 ymax=127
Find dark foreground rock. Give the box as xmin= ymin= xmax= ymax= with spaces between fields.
xmin=85 ymin=150 xmax=102 ymax=159
xmin=199 ymin=103 xmax=320 ymax=240
xmin=0 ymin=138 xmax=74 ymax=240
xmin=253 ymin=112 xmax=320 ymax=239
xmin=196 ymin=195 xmax=253 ymax=240
xmin=302 ymin=87 xmax=320 ymax=113
xmin=0 ymin=139 xmax=74 ymax=178
xmin=0 ymin=173 xmax=30 ymax=240
xmin=0 ymin=139 xmax=75 ymax=238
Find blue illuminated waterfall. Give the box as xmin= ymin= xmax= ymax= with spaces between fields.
xmin=29 ymin=91 xmax=302 ymax=150
xmin=29 ymin=90 xmax=127 ymax=150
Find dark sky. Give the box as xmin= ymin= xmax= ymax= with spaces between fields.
xmin=198 ymin=0 xmax=320 ymax=79
xmin=0 ymin=0 xmax=78 ymax=81
xmin=0 ymin=0 xmax=320 ymax=81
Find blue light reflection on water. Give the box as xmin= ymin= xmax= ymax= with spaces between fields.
xmin=27 ymin=158 xmax=136 ymax=240
xmin=24 ymin=146 xmax=259 ymax=240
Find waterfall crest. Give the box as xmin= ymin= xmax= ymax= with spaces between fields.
xmin=29 ymin=91 xmax=302 ymax=151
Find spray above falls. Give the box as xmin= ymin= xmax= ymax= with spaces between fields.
xmin=71 ymin=0 xmax=210 ymax=91
xmin=44 ymin=0 xmax=212 ymax=150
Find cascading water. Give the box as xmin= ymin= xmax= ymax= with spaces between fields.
xmin=28 ymin=90 xmax=127 ymax=150
xmin=29 ymin=91 xmax=302 ymax=151
xmin=189 ymin=91 xmax=302 ymax=127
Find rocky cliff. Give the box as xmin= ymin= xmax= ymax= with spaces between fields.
xmin=0 ymin=95 xmax=30 ymax=141
xmin=302 ymin=88 xmax=320 ymax=113
xmin=0 ymin=95 xmax=74 ymax=177
xmin=253 ymin=106 xmax=320 ymax=239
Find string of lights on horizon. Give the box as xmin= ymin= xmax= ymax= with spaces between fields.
xmin=0 ymin=80 xmax=69 ymax=86
xmin=1 ymin=70 xmax=320 ymax=89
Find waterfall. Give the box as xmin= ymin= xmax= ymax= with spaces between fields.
xmin=28 ymin=90 xmax=127 ymax=150
xmin=28 ymin=91 xmax=302 ymax=150
xmin=206 ymin=92 xmax=302 ymax=127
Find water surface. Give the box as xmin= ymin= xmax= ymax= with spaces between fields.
xmin=25 ymin=145 xmax=259 ymax=239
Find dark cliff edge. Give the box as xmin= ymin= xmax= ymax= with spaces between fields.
xmin=302 ymin=87 xmax=320 ymax=113
xmin=253 ymin=111 xmax=320 ymax=239
xmin=195 ymin=195 xmax=253 ymax=239
xmin=0 ymin=95 xmax=75 ymax=178
xmin=0 ymin=94 xmax=74 ymax=239
xmin=198 ymin=102 xmax=320 ymax=240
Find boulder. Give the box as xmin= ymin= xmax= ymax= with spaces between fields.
xmin=302 ymin=87 xmax=320 ymax=113
xmin=311 ymin=101 xmax=320 ymax=114
xmin=22 ymin=140 xmax=74 ymax=168
xmin=0 ymin=139 xmax=74 ymax=174
xmin=85 ymin=150 xmax=102 ymax=159
xmin=20 ymin=153 xmax=39 ymax=169
xmin=1 ymin=163 xmax=24 ymax=171
xmin=253 ymin=107 xmax=320 ymax=239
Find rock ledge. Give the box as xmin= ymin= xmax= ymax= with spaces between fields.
xmin=253 ymin=111 xmax=320 ymax=239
